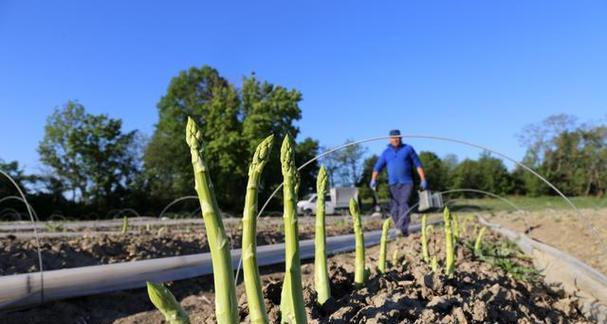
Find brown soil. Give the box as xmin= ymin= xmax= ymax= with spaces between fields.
xmin=486 ymin=208 xmax=607 ymax=275
xmin=3 ymin=226 xmax=590 ymax=323
xmin=0 ymin=216 xmax=388 ymax=275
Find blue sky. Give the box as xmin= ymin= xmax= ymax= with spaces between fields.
xmin=1 ymin=1 xmax=606 ymax=173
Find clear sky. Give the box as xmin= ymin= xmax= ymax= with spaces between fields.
xmin=1 ymin=1 xmax=606 ymax=173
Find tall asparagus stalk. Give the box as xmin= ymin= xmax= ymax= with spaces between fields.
xmin=350 ymin=198 xmax=366 ymax=288
xmin=443 ymin=207 xmax=455 ymax=277
xmin=453 ymin=213 xmax=460 ymax=243
xmin=122 ymin=216 xmax=129 ymax=235
xmin=185 ymin=117 xmax=238 ymax=323
xmin=474 ymin=226 xmax=487 ymax=257
xmin=279 ymin=135 xmax=307 ymax=324
xmin=242 ymin=135 xmax=274 ymax=324
xmin=378 ymin=217 xmax=392 ymax=273
xmin=391 ymin=250 xmax=399 ymax=268
xmin=421 ymin=214 xmax=430 ymax=263
xmin=147 ymin=281 xmax=191 ymax=324
xmin=314 ymin=166 xmax=330 ymax=306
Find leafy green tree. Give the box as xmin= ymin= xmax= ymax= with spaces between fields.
xmin=295 ymin=137 xmax=320 ymax=196
xmin=0 ymin=159 xmax=27 ymax=195
xmin=357 ymin=154 xmax=389 ymax=202
xmin=477 ymin=152 xmax=513 ymax=195
xmin=38 ymin=101 xmax=140 ymax=208
xmin=417 ymin=151 xmax=449 ymax=191
xmin=450 ymin=159 xmax=482 ymax=196
xmin=518 ymin=115 xmax=607 ymax=196
xmin=144 ymin=67 xmax=312 ymax=211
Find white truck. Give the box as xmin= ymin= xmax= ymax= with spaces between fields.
xmin=297 ymin=187 xmax=359 ymax=216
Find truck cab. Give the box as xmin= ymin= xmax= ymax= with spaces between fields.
xmin=297 ymin=187 xmax=358 ymax=216
xmin=297 ymin=193 xmax=334 ymax=216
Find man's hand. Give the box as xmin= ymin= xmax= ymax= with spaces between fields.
xmin=420 ymin=179 xmax=428 ymax=191
xmin=369 ymin=179 xmax=377 ymax=191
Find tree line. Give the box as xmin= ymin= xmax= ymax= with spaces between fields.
xmin=1 ymin=64 xmax=605 ymax=220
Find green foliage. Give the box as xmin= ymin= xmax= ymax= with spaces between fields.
xmin=0 ymin=159 xmax=31 ymax=198
xmin=295 ymin=138 xmax=320 ymax=196
xmin=518 ymin=114 xmax=607 ymax=196
xmin=466 ymin=237 xmax=541 ymax=282
xmin=417 ymin=151 xmax=451 ymax=191
xmin=38 ymin=101 xmax=141 ymax=208
xmin=144 ymin=67 xmax=314 ymax=212
xmin=357 ymin=154 xmax=389 ymax=201
xmin=450 ymin=152 xmax=513 ymax=196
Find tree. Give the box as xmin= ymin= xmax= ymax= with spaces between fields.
xmin=144 ymin=67 xmax=310 ymax=211
xmin=335 ymin=140 xmax=367 ymax=187
xmin=477 ymin=152 xmax=513 ymax=195
xmin=518 ymin=115 xmax=607 ymax=197
xmin=417 ymin=151 xmax=449 ymax=191
xmin=318 ymin=146 xmax=341 ymax=187
xmin=295 ymin=138 xmax=320 ymax=196
xmin=357 ymin=154 xmax=389 ymax=202
xmin=0 ymin=159 xmax=28 ymax=196
xmin=450 ymin=159 xmax=482 ymax=196
xmin=38 ymin=101 xmax=140 ymax=208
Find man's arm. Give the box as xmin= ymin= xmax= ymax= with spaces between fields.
xmin=410 ymin=148 xmax=428 ymax=189
xmin=371 ymin=170 xmax=379 ymax=182
xmin=417 ymin=167 xmax=426 ymax=182
xmin=370 ymin=153 xmax=386 ymax=189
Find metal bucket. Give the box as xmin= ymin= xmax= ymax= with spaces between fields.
xmin=418 ymin=190 xmax=444 ymax=212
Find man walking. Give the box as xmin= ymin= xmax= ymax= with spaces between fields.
xmin=370 ymin=129 xmax=427 ymax=236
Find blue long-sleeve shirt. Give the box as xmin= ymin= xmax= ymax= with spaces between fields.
xmin=373 ymin=143 xmax=422 ymax=185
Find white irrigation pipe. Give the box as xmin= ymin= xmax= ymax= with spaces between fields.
xmin=0 ymin=223 xmax=435 ymax=311
xmin=0 ymin=208 xmax=22 ymax=221
xmin=0 ymin=196 xmax=40 ymax=221
xmin=106 ymin=208 xmax=141 ymax=219
xmin=0 ymin=171 xmax=44 ymax=304
xmin=0 ymin=218 xmax=207 ymax=232
xmin=157 ymin=195 xmax=198 ymax=219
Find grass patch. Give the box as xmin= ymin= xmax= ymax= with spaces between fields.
xmin=465 ymin=238 xmax=542 ymax=282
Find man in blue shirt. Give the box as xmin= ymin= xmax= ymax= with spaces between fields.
xmin=370 ymin=129 xmax=427 ymax=236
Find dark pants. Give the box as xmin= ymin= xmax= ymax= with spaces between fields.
xmin=389 ymin=183 xmax=413 ymax=236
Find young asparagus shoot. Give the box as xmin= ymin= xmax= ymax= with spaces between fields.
xmin=431 ymin=255 xmax=438 ymax=273
xmin=279 ymin=135 xmax=307 ymax=324
xmin=391 ymin=249 xmax=399 ymax=268
xmin=453 ymin=213 xmax=460 ymax=243
xmin=122 ymin=216 xmax=129 ymax=235
xmin=147 ymin=281 xmax=191 ymax=324
xmin=242 ymin=135 xmax=274 ymax=324
xmin=314 ymin=166 xmax=331 ymax=306
xmin=186 ymin=117 xmax=238 ymax=324
xmin=421 ymin=214 xmax=430 ymax=263
xmin=378 ymin=217 xmax=393 ymax=273
xmin=443 ymin=207 xmax=455 ymax=277
xmin=474 ymin=226 xmax=487 ymax=257
xmin=350 ymin=198 xmax=366 ymax=288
